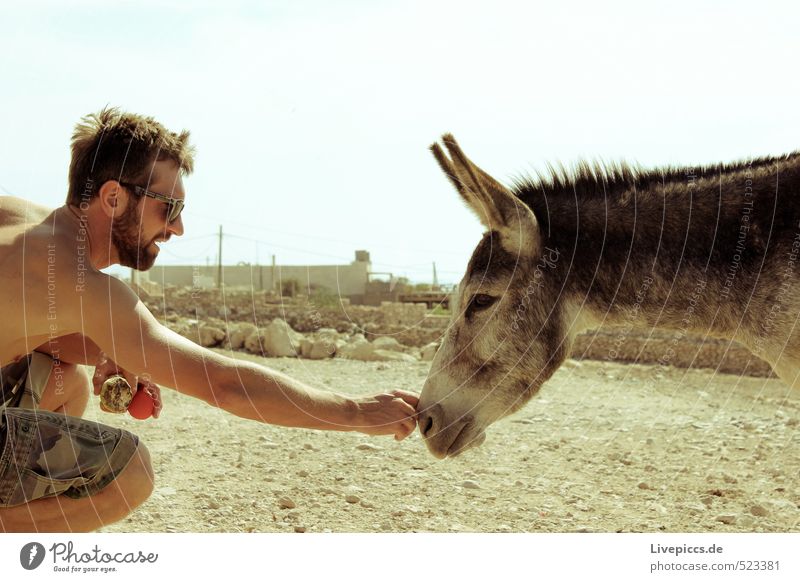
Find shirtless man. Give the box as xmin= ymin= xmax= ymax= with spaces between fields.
xmin=0 ymin=107 xmax=418 ymax=532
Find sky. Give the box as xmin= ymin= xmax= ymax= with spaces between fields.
xmin=2 ymin=0 xmax=800 ymax=284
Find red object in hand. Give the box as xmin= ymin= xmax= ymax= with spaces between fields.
xmin=127 ymin=388 xmax=155 ymax=420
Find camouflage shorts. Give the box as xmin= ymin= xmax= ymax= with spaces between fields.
xmin=0 ymin=352 xmax=140 ymax=507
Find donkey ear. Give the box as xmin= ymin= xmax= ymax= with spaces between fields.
xmin=430 ymin=134 xmax=540 ymax=256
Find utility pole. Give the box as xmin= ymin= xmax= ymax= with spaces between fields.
xmin=256 ymin=242 xmax=263 ymax=291
xmin=217 ymin=225 xmax=223 ymax=288
xmin=271 ymin=254 xmax=276 ymax=293
xmin=432 ymin=262 xmax=439 ymax=291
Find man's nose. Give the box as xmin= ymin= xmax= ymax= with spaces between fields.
xmin=167 ymin=214 xmax=184 ymax=237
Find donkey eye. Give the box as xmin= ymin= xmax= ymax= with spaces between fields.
xmin=470 ymin=294 xmax=497 ymax=310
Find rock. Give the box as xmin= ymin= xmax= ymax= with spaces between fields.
xmin=637 ymin=482 xmax=652 ymax=490
xmin=373 ymin=349 xmax=417 ymax=362
xmin=198 ymin=325 xmax=225 ymax=347
xmin=294 ymin=526 xmax=306 ymax=533
xmin=307 ymin=339 xmax=336 ymax=359
xmin=339 ymin=340 xmax=416 ymax=362
xmin=345 ymin=494 xmax=360 ymax=504
xmin=372 ymin=337 xmax=404 ymax=352
xmin=297 ymin=470 xmax=309 ymax=478
xmin=356 ymin=443 xmax=383 ymax=451
xmin=750 ymin=504 xmax=769 ymax=517
xmin=277 ymin=496 xmax=296 ymax=509
xmin=208 ymin=501 xmax=220 ymax=509
xmin=299 ymin=338 xmax=314 ymax=358
xmin=737 ymin=515 xmax=756 ymax=528
xmin=262 ymin=318 xmax=304 ymax=357
xmin=337 ymin=338 xmax=372 ymax=360
xmin=229 ymin=322 xmax=257 ymax=350
xmin=715 ymin=514 xmax=737 ymax=525
xmin=462 ymin=480 xmax=480 ymax=490
xmin=420 ymin=342 xmax=439 ymax=362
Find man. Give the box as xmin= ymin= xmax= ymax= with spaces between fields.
xmin=0 ymin=107 xmax=418 ymax=532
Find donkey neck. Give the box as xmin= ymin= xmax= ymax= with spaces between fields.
xmin=518 ymin=155 xmax=800 ymax=335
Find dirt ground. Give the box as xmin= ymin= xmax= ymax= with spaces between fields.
xmin=97 ymin=352 xmax=799 ymax=533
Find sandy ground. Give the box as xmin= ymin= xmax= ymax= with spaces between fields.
xmin=96 ymin=353 xmax=799 ymax=533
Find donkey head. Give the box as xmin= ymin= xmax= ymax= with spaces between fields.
xmin=418 ymin=135 xmax=569 ymax=459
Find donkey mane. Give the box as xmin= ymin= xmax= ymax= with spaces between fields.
xmin=512 ymin=151 xmax=800 ymax=203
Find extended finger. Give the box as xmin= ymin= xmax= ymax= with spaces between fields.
xmin=391 ymin=390 xmax=420 ymax=407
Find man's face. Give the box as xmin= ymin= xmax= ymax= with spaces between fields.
xmin=112 ymin=160 xmax=185 ymax=270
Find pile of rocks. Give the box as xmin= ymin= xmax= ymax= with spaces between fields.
xmin=166 ymin=315 xmax=441 ymax=363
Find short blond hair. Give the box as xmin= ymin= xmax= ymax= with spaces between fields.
xmin=67 ymin=106 xmax=195 ymax=205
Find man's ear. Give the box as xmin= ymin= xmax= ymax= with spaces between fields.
xmin=97 ymin=180 xmax=130 ymax=219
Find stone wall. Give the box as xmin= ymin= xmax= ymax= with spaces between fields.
xmin=143 ymin=289 xmax=774 ymax=377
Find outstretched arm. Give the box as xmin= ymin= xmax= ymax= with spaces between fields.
xmin=81 ymin=277 xmax=417 ymax=439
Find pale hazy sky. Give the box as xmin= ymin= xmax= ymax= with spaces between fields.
xmin=2 ymin=0 xmax=799 ymax=283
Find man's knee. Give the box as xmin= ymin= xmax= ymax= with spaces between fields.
xmin=95 ymin=442 xmax=154 ymax=523
xmin=59 ymin=362 xmax=91 ymax=397
xmin=115 ymin=442 xmax=155 ymax=508
xmin=39 ymin=361 xmax=91 ymax=413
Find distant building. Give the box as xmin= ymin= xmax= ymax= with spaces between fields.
xmin=146 ymin=250 xmax=373 ymax=298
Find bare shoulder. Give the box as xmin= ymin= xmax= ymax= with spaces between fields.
xmin=0 ymin=196 xmax=53 ymax=225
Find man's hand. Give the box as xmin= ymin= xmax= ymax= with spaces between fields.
xmin=351 ymin=390 xmax=418 ymax=440
xmin=92 ymin=353 xmax=163 ymax=418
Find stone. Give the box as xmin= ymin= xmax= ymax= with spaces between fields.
xmin=307 ymin=339 xmax=336 ymax=359
xmin=715 ymin=514 xmax=737 ymax=525
xmin=294 ymin=526 xmax=306 ymax=533
xmin=750 ymin=504 xmax=769 ymax=517
xmin=420 ymin=342 xmax=439 ymax=362
xmin=461 ymin=480 xmax=480 ymax=490
xmin=244 ymin=330 xmax=265 ymax=354
xmin=356 ymin=443 xmax=383 ymax=451
xmin=197 ymin=325 xmax=225 ymax=347
xmin=262 ymin=318 xmax=304 ymax=357
xmin=345 ymin=494 xmax=360 ymax=504
xmin=277 ymin=496 xmax=296 ymax=509
xmin=372 ymin=337 xmax=404 ymax=352
xmin=228 ymin=322 xmax=257 ymax=350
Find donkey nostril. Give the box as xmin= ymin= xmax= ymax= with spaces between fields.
xmin=421 ymin=415 xmax=434 ymax=437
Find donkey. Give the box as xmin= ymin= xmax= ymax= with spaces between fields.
xmin=417 ymin=134 xmax=800 ymax=459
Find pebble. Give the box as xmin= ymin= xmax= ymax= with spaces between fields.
xmin=461 ymin=480 xmax=480 ymax=490
xmin=356 ymin=443 xmax=384 ymax=451
xmin=278 ymin=496 xmax=296 ymax=509
xmin=749 ymin=504 xmax=769 ymax=517
xmin=345 ymin=494 xmax=360 ymax=504
xmin=294 ymin=526 xmax=306 ymax=533
xmin=303 ymin=443 xmax=316 ymax=451
xmin=737 ymin=515 xmax=756 ymax=528
xmin=259 ymin=438 xmax=279 ymax=449
xmin=715 ymin=514 xmax=737 ymax=525
xmin=208 ymin=501 xmax=221 ymax=510
xmin=297 ymin=470 xmax=309 ymax=478
xmin=637 ymin=482 xmax=652 ymax=490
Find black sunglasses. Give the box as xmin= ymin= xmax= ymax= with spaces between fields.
xmin=119 ymin=182 xmax=185 ymax=223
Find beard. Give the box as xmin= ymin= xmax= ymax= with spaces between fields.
xmin=111 ymin=203 xmax=158 ymax=270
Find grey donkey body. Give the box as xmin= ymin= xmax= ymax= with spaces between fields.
xmin=418 ymin=134 xmax=800 ymax=459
